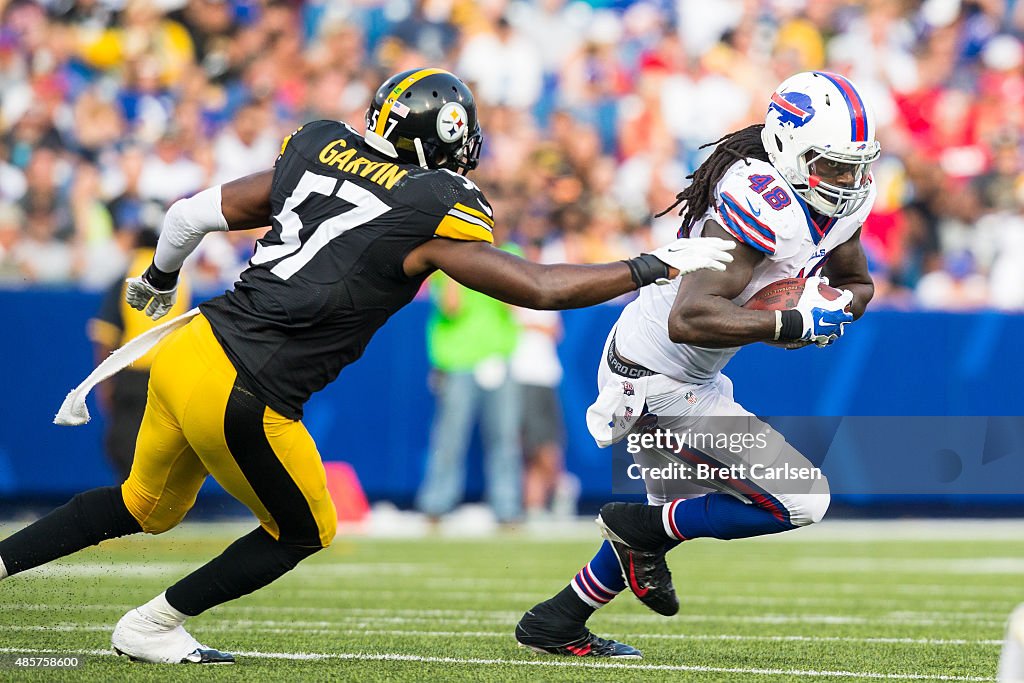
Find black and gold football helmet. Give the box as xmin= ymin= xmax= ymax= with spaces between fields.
xmin=364 ymin=68 xmax=483 ymax=174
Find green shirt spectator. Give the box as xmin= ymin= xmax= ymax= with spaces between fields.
xmin=427 ymin=244 xmax=523 ymax=372
xmin=417 ymin=243 xmax=526 ymax=524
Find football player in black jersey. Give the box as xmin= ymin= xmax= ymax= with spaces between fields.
xmin=0 ymin=69 xmax=734 ymax=663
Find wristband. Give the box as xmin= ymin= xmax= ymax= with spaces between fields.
xmin=777 ymin=309 xmax=803 ymax=342
xmin=623 ymin=254 xmax=670 ymax=289
xmin=142 ymin=263 xmax=180 ymax=291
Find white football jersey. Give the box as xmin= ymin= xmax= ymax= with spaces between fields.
xmin=615 ymin=158 xmax=875 ymax=383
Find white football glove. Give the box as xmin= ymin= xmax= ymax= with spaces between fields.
xmin=125 ymin=274 xmax=178 ymax=321
xmin=791 ymin=276 xmax=854 ymax=347
xmin=649 ymin=237 xmax=736 ymax=283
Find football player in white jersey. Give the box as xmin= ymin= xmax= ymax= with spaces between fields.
xmin=516 ymin=72 xmax=879 ymax=658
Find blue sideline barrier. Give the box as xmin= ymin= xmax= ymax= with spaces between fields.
xmin=1 ymin=289 xmax=1022 ymax=510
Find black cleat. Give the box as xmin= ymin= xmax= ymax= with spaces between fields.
xmin=597 ymin=502 xmax=679 ymax=617
xmin=114 ymin=647 xmax=236 ymax=664
xmin=515 ymin=603 xmax=642 ymax=658
xmin=182 ymin=648 xmax=235 ymax=664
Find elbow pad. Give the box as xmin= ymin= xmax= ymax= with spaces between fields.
xmin=153 ymin=186 xmax=229 ymax=273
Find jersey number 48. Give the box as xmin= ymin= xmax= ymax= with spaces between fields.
xmin=747 ymin=174 xmax=791 ymax=210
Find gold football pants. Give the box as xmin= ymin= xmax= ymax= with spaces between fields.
xmin=120 ymin=314 xmax=336 ymax=547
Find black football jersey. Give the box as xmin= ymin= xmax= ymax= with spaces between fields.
xmin=200 ymin=120 xmax=495 ymax=419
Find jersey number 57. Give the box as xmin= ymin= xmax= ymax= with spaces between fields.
xmin=252 ymin=170 xmax=392 ymax=280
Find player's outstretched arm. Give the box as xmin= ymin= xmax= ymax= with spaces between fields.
xmin=405 ymin=237 xmax=734 ymax=310
xmin=670 ymin=222 xmax=854 ymax=348
xmin=667 ymin=222 xmax=779 ymax=348
xmin=820 ymin=228 xmax=874 ymax=319
xmin=126 ymin=170 xmax=274 ymax=320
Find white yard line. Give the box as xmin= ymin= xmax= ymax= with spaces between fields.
xmin=14 ymin=562 xmax=1024 ymax=599
xmin=0 ymin=622 xmax=1002 ymax=647
xmin=794 ymin=558 xmax=1024 ymax=575
xmin=10 ymin=567 xmax=1021 ymax=612
xmin=2 ymin=604 xmax=1007 ymax=629
xmin=0 ymin=646 xmax=994 ymax=681
xmin=270 ymin=585 xmax=1016 ymax=613
xmin=233 ymin=605 xmax=1006 ymax=628
xmin=21 ymin=561 xmax=434 ymax=578
xmin=757 ymin=519 xmax=1024 ymax=543
xmin=416 ymin=576 xmax=1020 ymax=596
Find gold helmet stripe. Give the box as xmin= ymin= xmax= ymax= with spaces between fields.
xmin=375 ymin=68 xmax=449 ymax=136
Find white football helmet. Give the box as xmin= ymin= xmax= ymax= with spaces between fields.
xmin=761 ymin=71 xmax=881 ymax=218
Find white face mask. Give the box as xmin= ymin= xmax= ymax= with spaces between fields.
xmin=800 ymin=145 xmax=880 ymax=217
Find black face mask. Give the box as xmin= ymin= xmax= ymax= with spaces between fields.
xmin=447 ymin=128 xmax=483 ymax=175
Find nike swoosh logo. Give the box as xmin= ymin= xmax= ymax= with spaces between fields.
xmin=628 ymin=554 xmax=649 ymax=597
xmin=475 ymin=198 xmax=493 ymax=217
xmin=745 ymin=197 xmax=762 ymax=216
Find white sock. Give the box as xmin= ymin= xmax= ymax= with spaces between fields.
xmin=137 ymin=592 xmax=189 ymax=628
xmin=0 ymin=554 xmax=8 ymax=580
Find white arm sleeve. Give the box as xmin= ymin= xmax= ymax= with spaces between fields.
xmin=153 ymin=185 xmax=230 ymax=273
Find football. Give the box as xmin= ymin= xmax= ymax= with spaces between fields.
xmin=743 ymin=277 xmax=845 ymax=311
xmin=744 ymin=278 xmax=846 ymax=348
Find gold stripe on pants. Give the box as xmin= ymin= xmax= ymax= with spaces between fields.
xmin=121 ymin=314 xmax=337 ymax=547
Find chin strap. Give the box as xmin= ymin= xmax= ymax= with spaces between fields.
xmin=365 ymin=129 xmax=431 ymax=170
xmin=363 ymin=130 xmax=399 ymax=159
xmin=413 ymin=138 xmax=429 ymax=169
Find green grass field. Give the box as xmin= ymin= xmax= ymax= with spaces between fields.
xmin=0 ymin=519 xmax=1019 ymax=681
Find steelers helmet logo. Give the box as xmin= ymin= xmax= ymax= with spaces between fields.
xmin=437 ymin=102 xmax=469 ymax=144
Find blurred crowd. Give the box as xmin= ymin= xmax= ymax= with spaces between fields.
xmin=1 ymin=0 xmax=1024 ymax=308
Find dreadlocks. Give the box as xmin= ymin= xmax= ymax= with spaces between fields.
xmin=658 ymin=124 xmax=770 ymax=236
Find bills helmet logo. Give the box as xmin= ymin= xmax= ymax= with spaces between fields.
xmin=769 ymin=91 xmax=815 ymax=128
xmin=622 ymin=381 xmax=635 ymax=396
xmin=437 ymin=102 xmax=468 ymax=143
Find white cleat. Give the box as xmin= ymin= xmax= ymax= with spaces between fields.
xmin=999 ymin=603 xmax=1024 ymax=682
xmin=111 ymin=609 xmax=235 ymax=664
